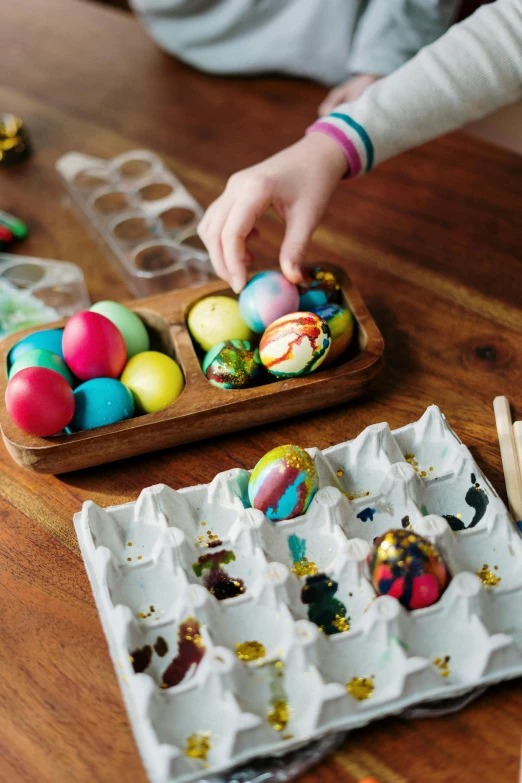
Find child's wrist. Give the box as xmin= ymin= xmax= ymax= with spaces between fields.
xmin=305 ymin=121 xmax=357 ymax=179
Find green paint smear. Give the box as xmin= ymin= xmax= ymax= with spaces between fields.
xmin=421 ymin=504 xmax=429 ymax=516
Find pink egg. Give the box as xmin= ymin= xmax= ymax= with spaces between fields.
xmin=62 ymin=311 xmax=126 ymax=380
xmin=5 ymin=366 xmax=75 ymax=436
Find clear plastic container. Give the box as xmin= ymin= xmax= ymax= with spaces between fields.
xmin=0 ymin=254 xmax=90 ymax=338
xmin=56 ymin=149 xmax=213 ymax=297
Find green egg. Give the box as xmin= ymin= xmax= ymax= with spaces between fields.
xmin=89 ymin=300 xmax=150 ymax=359
xmin=8 ymin=348 xmax=74 ymax=386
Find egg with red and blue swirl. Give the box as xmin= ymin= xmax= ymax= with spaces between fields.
xmin=239 ymin=271 xmax=299 ymax=333
xmin=259 ymin=312 xmax=331 ymax=378
xmin=298 ymin=267 xmax=341 ymax=310
xmin=369 ymin=529 xmax=449 ymax=610
xmin=311 ymin=303 xmax=354 ymax=365
xmin=202 ymin=339 xmax=263 ymax=389
xmin=248 ymin=444 xmax=319 ymax=521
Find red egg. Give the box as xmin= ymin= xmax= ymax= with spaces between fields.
xmin=62 ymin=311 xmax=126 ymax=380
xmin=5 ymin=366 xmax=75 ymax=436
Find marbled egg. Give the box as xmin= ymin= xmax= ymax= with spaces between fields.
xmin=311 ymin=304 xmax=354 ymax=364
xmin=369 ymin=529 xmax=449 ymax=610
xmin=248 ymin=444 xmax=319 ymax=521
xmin=67 ymin=378 xmax=135 ymax=432
xmin=239 ymin=271 xmax=299 ymax=333
xmin=259 ymin=312 xmax=331 ymax=378
xmin=298 ymin=267 xmax=341 ymax=310
xmin=187 ymin=296 xmax=253 ymax=352
xmin=202 ymin=340 xmax=263 ymax=389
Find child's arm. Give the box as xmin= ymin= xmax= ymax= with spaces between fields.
xmin=199 ymin=0 xmax=522 ymax=292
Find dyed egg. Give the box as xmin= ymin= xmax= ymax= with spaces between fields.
xmin=202 ymin=340 xmax=263 ymax=389
xmin=187 ymin=296 xmax=253 ymax=352
xmin=5 ymin=366 xmax=75 ymax=436
xmin=369 ymin=529 xmax=449 ymax=610
xmin=298 ymin=267 xmax=341 ymax=310
xmin=248 ymin=444 xmax=319 ymax=521
xmin=121 ymin=351 xmax=184 ymax=413
xmin=62 ymin=311 xmax=127 ymax=381
xmin=67 ymin=378 xmax=135 ymax=432
xmin=239 ymin=271 xmax=299 ymax=333
xmin=89 ymin=300 xmax=150 ymax=359
xmin=311 ymin=304 xmax=354 ymax=364
xmin=8 ymin=328 xmax=64 ymax=366
xmin=259 ymin=312 xmax=331 ymax=378
xmin=8 ymin=347 xmax=74 ymax=386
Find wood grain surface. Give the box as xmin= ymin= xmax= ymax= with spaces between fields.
xmin=1 ymin=1 xmax=522 ymax=781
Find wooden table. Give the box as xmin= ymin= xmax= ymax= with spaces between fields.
xmin=1 ymin=1 xmax=522 ymax=781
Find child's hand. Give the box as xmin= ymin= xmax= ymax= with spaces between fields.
xmin=318 ymin=74 xmax=381 ymax=117
xmin=198 ymin=133 xmax=347 ymax=293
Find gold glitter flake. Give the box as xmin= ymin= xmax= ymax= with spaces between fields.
xmin=236 ymin=640 xmax=266 ymax=662
xmin=267 ymin=700 xmax=291 ymax=731
xmin=476 ymin=564 xmax=502 ymax=588
xmin=346 ymin=676 xmax=375 ymax=701
xmin=331 ymin=614 xmax=350 ymax=633
xmin=291 ymin=557 xmax=319 ymax=578
xmin=184 ymin=731 xmax=212 ymax=761
xmin=346 ymin=490 xmax=370 ymax=501
xmin=336 ymin=469 xmax=344 ymax=477
xmin=433 ymin=655 xmax=451 ymax=678
xmin=127 ymin=542 xmax=132 ymax=547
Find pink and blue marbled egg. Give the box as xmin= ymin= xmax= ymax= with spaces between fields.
xmin=239 ymin=271 xmax=299 ymax=334
xmin=248 ymin=444 xmax=319 ymax=521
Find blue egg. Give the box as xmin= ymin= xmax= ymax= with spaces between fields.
xmin=67 ymin=378 xmax=135 ymax=432
xmin=9 ymin=328 xmax=65 ymax=367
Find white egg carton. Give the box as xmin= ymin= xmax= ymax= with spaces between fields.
xmin=74 ymin=406 xmax=522 ymax=783
xmin=56 ymin=149 xmax=213 ymax=297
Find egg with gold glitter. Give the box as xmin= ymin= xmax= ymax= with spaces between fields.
xmin=311 ymin=303 xmax=354 ymax=365
xmin=248 ymin=444 xmax=319 ymax=521
xmin=298 ymin=266 xmax=341 ymax=310
xmin=202 ymin=339 xmax=263 ymax=389
xmin=369 ymin=529 xmax=449 ymax=610
xmin=259 ymin=312 xmax=331 ymax=378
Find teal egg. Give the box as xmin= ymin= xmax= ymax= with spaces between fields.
xmin=67 ymin=378 xmax=135 ymax=432
xmin=8 ymin=348 xmax=74 ymax=386
xmin=8 ymin=328 xmax=64 ymax=367
xmin=89 ymin=300 xmax=150 ymax=359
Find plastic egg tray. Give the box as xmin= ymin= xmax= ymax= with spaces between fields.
xmin=74 ymin=406 xmax=522 ymax=783
xmin=56 ymin=149 xmax=213 ymax=297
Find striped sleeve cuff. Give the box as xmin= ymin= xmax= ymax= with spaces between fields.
xmin=306 ymin=112 xmax=374 ymax=179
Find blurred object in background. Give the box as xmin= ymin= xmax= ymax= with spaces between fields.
xmin=0 ymin=255 xmax=90 ymax=338
xmin=0 ymin=114 xmax=32 ymax=167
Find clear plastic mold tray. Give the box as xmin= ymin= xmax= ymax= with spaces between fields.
xmin=74 ymin=406 xmax=522 ymax=783
xmin=56 ymin=150 xmax=213 ymax=297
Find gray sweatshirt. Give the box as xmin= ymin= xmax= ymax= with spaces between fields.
xmin=131 ymin=0 xmax=460 ymax=85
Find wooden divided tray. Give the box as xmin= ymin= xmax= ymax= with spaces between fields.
xmin=0 ymin=265 xmax=384 ymax=474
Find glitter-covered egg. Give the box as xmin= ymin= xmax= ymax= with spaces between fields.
xmin=239 ymin=271 xmax=299 ymax=333
xmin=248 ymin=444 xmax=319 ymax=521
xmin=298 ymin=266 xmax=341 ymax=310
xmin=311 ymin=303 xmax=354 ymax=365
xmin=369 ymin=529 xmax=449 ymax=610
xmin=259 ymin=312 xmax=331 ymax=378
xmin=202 ymin=339 xmax=263 ymax=389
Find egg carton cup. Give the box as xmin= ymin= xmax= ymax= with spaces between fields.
xmin=56 ymin=149 xmax=213 ymax=297
xmin=74 ymin=406 xmax=522 ymax=783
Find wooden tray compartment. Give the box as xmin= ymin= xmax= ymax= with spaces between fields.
xmin=0 ymin=265 xmax=384 ymax=474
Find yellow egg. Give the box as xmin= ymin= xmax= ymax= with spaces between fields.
xmin=187 ymin=295 xmax=254 ymax=352
xmin=120 ymin=351 xmax=184 ymax=413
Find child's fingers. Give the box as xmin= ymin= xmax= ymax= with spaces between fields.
xmin=318 ymin=87 xmax=344 ymax=117
xmin=279 ymin=203 xmax=316 ymax=282
xmin=221 ymin=192 xmax=271 ymax=293
xmin=198 ymin=200 xmax=231 ymax=284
